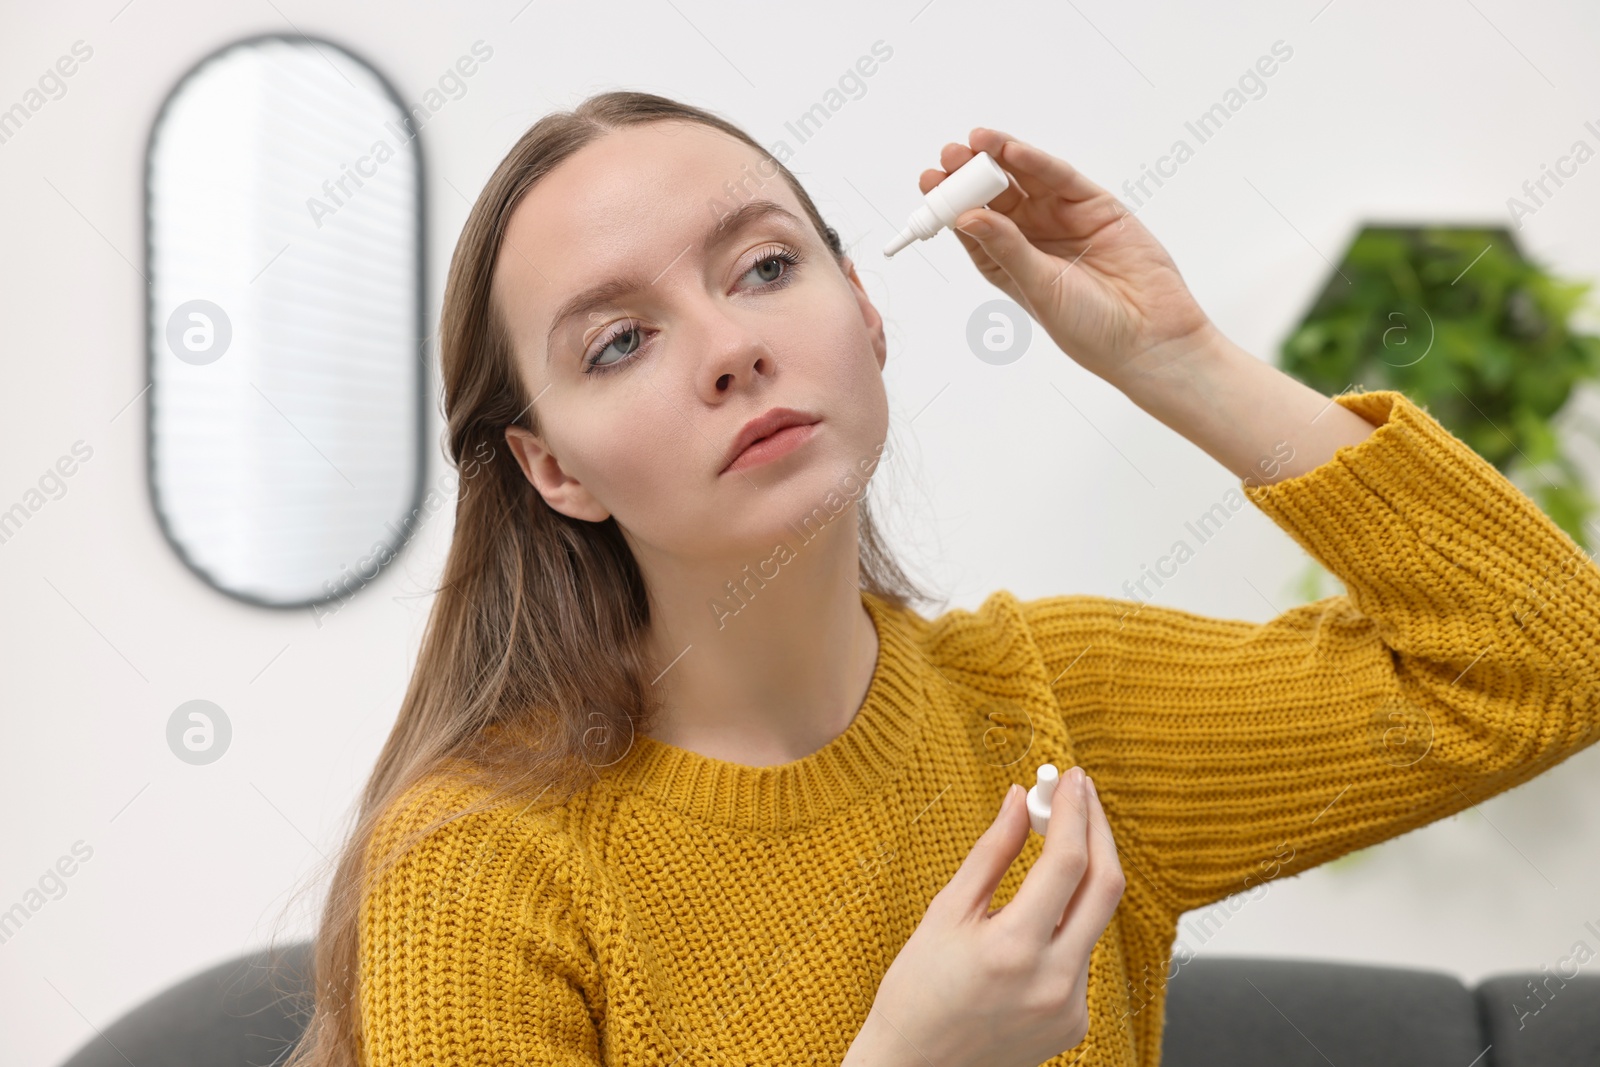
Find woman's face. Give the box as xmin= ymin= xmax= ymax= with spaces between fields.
xmin=497 ymin=121 xmax=890 ymax=564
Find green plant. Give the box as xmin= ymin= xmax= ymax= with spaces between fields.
xmin=1279 ymin=225 xmax=1600 ymax=581
xmin=1271 ymin=226 xmax=1600 ymax=870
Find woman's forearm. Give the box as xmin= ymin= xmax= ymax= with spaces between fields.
xmin=1108 ymin=326 xmax=1380 ymax=487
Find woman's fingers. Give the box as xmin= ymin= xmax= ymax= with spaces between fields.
xmin=934 ymin=143 xmax=1024 ymax=214
xmin=1002 ymin=768 xmax=1093 ymax=943
xmin=963 ymin=129 xmax=1055 ymax=203
xmin=941 ymin=784 xmax=1031 ymax=923
xmin=927 ymin=142 xmax=1028 ymax=216
xmin=917 ymin=167 xmax=946 ymax=196
xmin=969 ymin=128 xmax=1110 ymax=204
xmin=1050 ymin=775 xmax=1128 ymax=966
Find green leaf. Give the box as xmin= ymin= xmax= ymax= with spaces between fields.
xmin=1532 ymin=481 xmax=1596 ymax=550
xmin=1512 ymin=406 xmax=1560 ymax=466
xmin=1288 ymin=224 xmax=1600 ymax=547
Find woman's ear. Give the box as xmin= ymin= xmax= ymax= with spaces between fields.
xmin=840 ymin=256 xmax=887 ymax=372
xmin=502 ymin=424 xmax=612 ymax=522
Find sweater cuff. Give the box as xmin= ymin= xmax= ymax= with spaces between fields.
xmin=1238 ymin=388 xmax=1599 ymax=678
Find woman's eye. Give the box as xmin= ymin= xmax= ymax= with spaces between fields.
xmin=585 ymin=325 xmax=643 ymax=374
xmin=740 ymin=247 xmax=802 ymax=288
xmin=582 ymin=247 xmax=802 ymax=376
xmin=745 ymin=257 xmax=784 ymax=285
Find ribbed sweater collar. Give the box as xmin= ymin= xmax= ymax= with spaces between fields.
xmin=607 ymin=590 xmax=931 ymax=833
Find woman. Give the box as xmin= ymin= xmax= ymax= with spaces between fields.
xmin=275 ymin=90 xmax=1600 ymax=1067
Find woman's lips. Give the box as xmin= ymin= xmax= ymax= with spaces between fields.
xmin=722 ymin=421 xmax=819 ymax=474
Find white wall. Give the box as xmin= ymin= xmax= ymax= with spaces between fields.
xmin=4 ymin=1 xmax=1600 ymax=1064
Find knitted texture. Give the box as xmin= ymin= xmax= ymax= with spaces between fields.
xmin=357 ymin=389 xmax=1600 ymax=1067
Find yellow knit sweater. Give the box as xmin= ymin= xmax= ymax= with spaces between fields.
xmin=357 ymin=389 xmax=1600 ymax=1067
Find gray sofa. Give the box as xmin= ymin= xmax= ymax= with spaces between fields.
xmin=56 ymin=941 xmax=1600 ymax=1066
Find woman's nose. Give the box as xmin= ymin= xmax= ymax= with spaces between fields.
xmin=688 ymin=302 xmax=776 ymax=393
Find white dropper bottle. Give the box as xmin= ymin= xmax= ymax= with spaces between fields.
xmin=1026 ymin=763 xmax=1061 ymax=837
xmin=883 ymin=150 xmax=1010 ymax=258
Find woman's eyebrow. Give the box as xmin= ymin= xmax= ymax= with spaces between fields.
xmin=543 ymin=199 xmax=805 ymax=365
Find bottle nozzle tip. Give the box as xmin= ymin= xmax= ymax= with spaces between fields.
xmin=883 ymin=229 xmax=915 ymax=258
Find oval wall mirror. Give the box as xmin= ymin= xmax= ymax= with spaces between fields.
xmin=145 ymin=33 xmax=425 ymax=610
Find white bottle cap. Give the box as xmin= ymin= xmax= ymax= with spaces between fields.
xmin=1026 ymin=763 xmax=1060 ymax=837
xmin=883 ymin=150 xmax=1010 ymax=258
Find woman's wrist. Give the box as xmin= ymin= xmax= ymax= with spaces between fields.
xmin=1102 ymin=319 xmax=1233 ymax=412
xmin=842 ymin=1005 xmax=928 ymax=1067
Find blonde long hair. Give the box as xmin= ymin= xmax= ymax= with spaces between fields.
xmin=268 ymin=89 xmax=934 ymax=1067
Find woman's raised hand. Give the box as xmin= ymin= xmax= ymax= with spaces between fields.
xmin=845 ymin=768 xmax=1127 ymax=1067
xmin=921 ymin=129 xmax=1218 ymax=388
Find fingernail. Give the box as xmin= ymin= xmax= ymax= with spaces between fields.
xmin=1004 ymin=783 xmax=1020 ymax=812
xmin=957 ymin=218 xmax=993 ymax=239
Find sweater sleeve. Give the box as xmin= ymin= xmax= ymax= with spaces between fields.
xmin=358 ymin=779 xmax=605 ymax=1066
xmin=1020 ymin=389 xmax=1600 ymax=918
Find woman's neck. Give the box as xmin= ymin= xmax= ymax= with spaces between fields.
xmin=637 ymin=522 xmax=880 ymax=767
